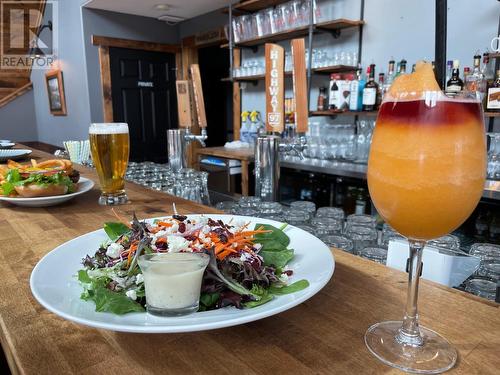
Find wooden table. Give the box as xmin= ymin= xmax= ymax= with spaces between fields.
xmin=1 ymin=148 xmax=499 ymax=375
xmin=195 ymin=146 xmax=254 ymax=196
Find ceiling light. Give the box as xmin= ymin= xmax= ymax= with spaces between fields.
xmin=153 ymin=4 xmax=170 ymax=11
xmin=157 ymin=14 xmax=185 ymax=24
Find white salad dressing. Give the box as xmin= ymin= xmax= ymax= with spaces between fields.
xmin=140 ymin=253 xmax=209 ymax=310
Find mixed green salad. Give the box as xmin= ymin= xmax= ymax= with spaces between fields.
xmin=78 ymin=214 xmax=309 ymax=314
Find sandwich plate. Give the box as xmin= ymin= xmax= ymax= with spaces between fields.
xmin=0 ymin=177 xmax=94 ymax=207
xmin=30 ymin=215 xmax=335 ymax=333
xmin=0 ymin=142 xmax=15 ymax=149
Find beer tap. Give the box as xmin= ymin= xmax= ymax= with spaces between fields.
xmin=168 ymin=64 xmax=208 ymax=171
xmin=255 ymin=39 xmax=309 ymax=201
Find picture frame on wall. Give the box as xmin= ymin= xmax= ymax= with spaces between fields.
xmin=45 ymin=69 xmax=67 ymax=116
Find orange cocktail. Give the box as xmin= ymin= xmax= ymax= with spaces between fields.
xmin=368 ymin=97 xmax=486 ymax=240
xmin=364 ymin=62 xmax=486 ymax=374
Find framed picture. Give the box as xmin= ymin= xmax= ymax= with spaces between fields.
xmin=45 ymin=69 xmax=67 ymax=116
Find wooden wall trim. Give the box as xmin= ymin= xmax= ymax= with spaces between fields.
xmin=97 ymin=46 xmax=113 ymax=122
xmin=92 ymin=35 xmax=180 ymax=53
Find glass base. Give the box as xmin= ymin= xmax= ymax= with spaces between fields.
xmin=365 ymin=321 xmax=457 ymax=374
xmin=98 ymin=192 xmax=128 ymax=205
xmin=146 ymin=303 xmax=199 ymax=317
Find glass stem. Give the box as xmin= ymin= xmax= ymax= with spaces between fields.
xmin=396 ymin=239 xmax=425 ymax=347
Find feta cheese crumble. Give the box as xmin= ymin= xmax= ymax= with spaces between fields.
xmin=106 ymin=243 xmax=124 ymax=258
xmin=125 ymin=289 xmax=137 ymax=300
xmin=166 ymin=236 xmax=189 ymax=252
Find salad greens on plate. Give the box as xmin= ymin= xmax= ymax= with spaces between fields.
xmin=78 ymin=214 xmax=309 ymax=315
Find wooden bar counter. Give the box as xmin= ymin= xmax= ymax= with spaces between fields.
xmin=1 ymin=147 xmax=499 ymax=375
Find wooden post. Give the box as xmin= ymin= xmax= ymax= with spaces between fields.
xmin=291 ymin=38 xmax=309 ymax=134
xmin=265 ymin=43 xmax=284 ymax=134
xmin=233 ymin=49 xmax=241 ymax=141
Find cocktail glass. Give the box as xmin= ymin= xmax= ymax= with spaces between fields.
xmin=364 ymin=63 xmax=486 ymax=373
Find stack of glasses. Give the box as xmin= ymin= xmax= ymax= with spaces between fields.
xmin=464 ymin=243 xmax=500 ymax=301
xmin=214 ymin=199 xmax=499 ymax=301
xmin=125 ymin=163 xmax=210 ymax=205
xmin=63 ymin=140 xmax=91 ymax=165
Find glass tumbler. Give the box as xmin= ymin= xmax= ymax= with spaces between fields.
xmin=346 ymin=225 xmax=378 ymax=254
xmin=311 ymin=217 xmax=343 ymax=237
xmin=359 ymin=247 xmax=388 ymax=264
xmin=464 ymin=278 xmax=497 ymax=301
xmin=316 ymin=206 xmax=345 ymax=221
xmin=321 ymin=235 xmax=354 ymax=253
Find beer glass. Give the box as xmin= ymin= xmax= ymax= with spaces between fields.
xmin=89 ymin=123 xmax=130 ymax=205
xmin=365 ymin=64 xmax=486 ymax=373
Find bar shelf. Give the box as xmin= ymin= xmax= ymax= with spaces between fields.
xmin=310 ymin=110 xmax=378 ymax=117
xmin=222 ymin=19 xmax=364 ymax=48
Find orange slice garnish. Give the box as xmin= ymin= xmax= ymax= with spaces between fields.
xmin=388 ymin=61 xmax=441 ymax=99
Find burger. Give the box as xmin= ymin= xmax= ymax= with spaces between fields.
xmin=0 ymin=159 xmax=80 ymax=198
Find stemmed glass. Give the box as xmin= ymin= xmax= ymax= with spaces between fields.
xmin=365 ymin=63 xmax=486 ymax=373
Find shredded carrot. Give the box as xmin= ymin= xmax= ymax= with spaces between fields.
xmin=157 ymin=221 xmax=173 ymax=227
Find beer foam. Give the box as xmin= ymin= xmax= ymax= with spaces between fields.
xmin=89 ymin=123 xmax=129 ymax=134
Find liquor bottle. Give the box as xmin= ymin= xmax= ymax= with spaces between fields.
xmin=486 ymin=69 xmax=500 ymax=112
xmin=349 ymin=69 xmax=360 ymax=111
xmin=482 ymin=52 xmax=495 ymax=84
xmin=445 ymin=60 xmax=453 ymax=83
xmin=317 ymin=87 xmax=327 ymax=111
xmin=328 ymin=74 xmax=339 ymax=110
xmin=362 ymin=64 xmax=378 ymax=111
xmin=466 ymin=54 xmax=486 ymax=101
xmin=338 ymin=74 xmax=351 ymax=111
xmin=377 ymin=73 xmax=385 ymax=107
xmin=445 ymin=60 xmax=463 ymax=95
xmin=357 ymin=65 xmax=366 ymax=111
xmin=463 ymin=67 xmax=470 ymax=82
xmin=399 ymin=59 xmax=407 ymax=75
xmin=411 ymin=64 xmax=416 ymax=73
xmin=385 ymin=58 xmax=396 ymax=86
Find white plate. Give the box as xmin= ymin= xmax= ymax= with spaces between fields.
xmin=0 ymin=177 xmax=94 ymax=207
xmin=30 ymin=215 xmax=334 ymax=333
xmin=0 ymin=142 xmax=15 ymax=149
xmin=0 ymin=149 xmax=32 ymax=161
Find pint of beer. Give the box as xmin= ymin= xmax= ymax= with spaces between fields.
xmin=89 ymin=123 xmax=129 ymax=205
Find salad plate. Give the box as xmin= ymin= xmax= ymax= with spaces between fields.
xmin=0 ymin=177 xmax=94 ymax=207
xmin=0 ymin=149 xmax=32 ymax=162
xmin=30 ymin=215 xmax=334 ymax=333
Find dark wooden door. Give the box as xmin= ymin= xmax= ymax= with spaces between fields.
xmin=109 ymin=47 xmax=177 ymax=162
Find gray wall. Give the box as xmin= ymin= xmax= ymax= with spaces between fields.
xmin=81 ymin=8 xmax=178 ymax=123
xmin=0 ymin=90 xmax=38 ymax=142
xmin=31 ymin=0 xmax=91 ymax=147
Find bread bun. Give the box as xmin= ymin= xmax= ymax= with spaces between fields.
xmin=14 ymin=184 xmax=69 ymax=198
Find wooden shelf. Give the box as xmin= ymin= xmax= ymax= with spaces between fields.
xmin=485 ymin=111 xmax=500 ymax=117
xmin=313 ymin=65 xmax=357 ymax=74
xmin=310 ymin=110 xmax=378 ymax=117
xmin=230 ymin=0 xmax=287 ymax=13
xmin=222 ymin=65 xmax=357 ymax=82
xmin=222 ymin=19 xmax=364 ymax=48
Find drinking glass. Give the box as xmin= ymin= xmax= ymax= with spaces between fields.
xmin=359 ymin=246 xmax=388 ymax=264
xmin=346 ymin=225 xmax=378 ymax=254
xmin=321 ymin=235 xmax=354 ymax=253
xmin=89 ymin=123 xmax=129 ymax=205
xmin=365 ymin=82 xmax=486 ymax=372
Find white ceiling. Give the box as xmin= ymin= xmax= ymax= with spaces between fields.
xmin=84 ymin=0 xmax=236 ymax=21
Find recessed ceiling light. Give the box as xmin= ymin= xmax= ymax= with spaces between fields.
xmin=153 ymin=4 xmax=170 ymax=11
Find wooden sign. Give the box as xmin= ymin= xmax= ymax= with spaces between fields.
xmin=175 ymin=80 xmax=192 ymax=128
xmin=291 ymin=38 xmax=308 ymax=134
xmin=265 ymin=43 xmax=284 ymax=134
xmin=194 ymin=28 xmax=226 ymax=46
xmin=189 ymin=64 xmax=207 ymax=128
